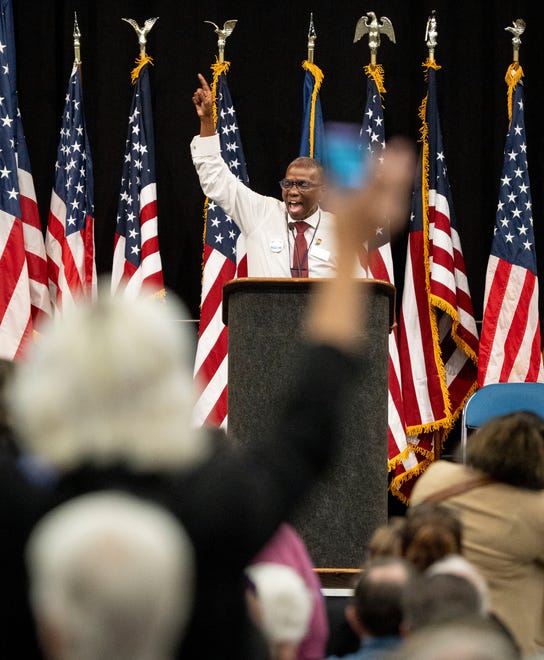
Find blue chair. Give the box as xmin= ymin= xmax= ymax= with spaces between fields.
xmin=460 ymin=382 xmax=544 ymax=463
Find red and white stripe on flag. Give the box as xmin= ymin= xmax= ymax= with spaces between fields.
xmin=0 ymin=214 xmax=33 ymax=359
xmin=192 ymin=241 xmax=236 ymax=428
xmin=478 ymin=256 xmax=544 ymax=385
xmin=19 ymin=166 xmax=50 ymax=323
xmin=46 ymin=190 xmax=96 ymax=311
xmin=112 ymin=183 xmax=163 ymax=298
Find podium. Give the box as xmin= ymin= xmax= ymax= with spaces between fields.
xmin=223 ymin=277 xmax=394 ymax=568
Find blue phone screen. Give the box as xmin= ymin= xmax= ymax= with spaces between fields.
xmin=324 ymin=121 xmax=369 ymax=189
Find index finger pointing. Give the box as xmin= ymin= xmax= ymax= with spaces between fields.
xmin=197 ymin=73 xmax=211 ymax=91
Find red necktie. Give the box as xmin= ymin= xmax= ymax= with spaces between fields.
xmin=292 ymin=221 xmax=310 ymax=277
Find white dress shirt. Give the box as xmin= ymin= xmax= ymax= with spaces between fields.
xmin=191 ymin=134 xmax=338 ymax=277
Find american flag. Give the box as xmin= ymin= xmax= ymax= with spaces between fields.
xmin=46 ymin=63 xmax=96 ymax=312
xmin=299 ymin=60 xmax=325 ymax=162
xmin=192 ymin=61 xmax=248 ymax=428
xmin=357 ymin=66 xmax=419 ymax=502
xmin=111 ymin=59 xmax=164 ymax=298
xmin=398 ymin=62 xmax=478 ymax=499
xmin=478 ymin=65 xmax=544 ymax=385
xmin=0 ymin=0 xmax=50 ymax=359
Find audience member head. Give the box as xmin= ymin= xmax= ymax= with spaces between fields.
xmin=401 ymin=502 xmax=462 ymax=571
xmin=245 ymin=562 xmax=313 ymax=660
xmin=26 ymin=491 xmax=195 ymax=660
xmin=368 ymin=516 xmax=406 ymax=560
xmin=346 ymin=557 xmax=415 ymax=640
xmin=401 ymin=568 xmax=485 ymax=634
xmin=427 ymin=554 xmax=490 ymax=614
xmin=391 ymin=616 xmax=521 ymax=660
xmin=7 ymin=283 xmax=210 ymax=473
xmin=466 ymin=410 xmax=544 ymax=489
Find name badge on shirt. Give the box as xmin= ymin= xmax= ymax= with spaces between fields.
xmin=309 ymin=244 xmax=330 ymax=262
xmin=270 ymin=238 xmax=284 ymax=253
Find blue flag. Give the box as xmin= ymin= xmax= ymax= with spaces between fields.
xmin=299 ymin=61 xmax=325 ymax=163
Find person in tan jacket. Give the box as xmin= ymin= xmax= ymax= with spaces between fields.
xmin=410 ymin=411 xmax=544 ymax=658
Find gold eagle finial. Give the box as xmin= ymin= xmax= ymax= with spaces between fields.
xmin=353 ymin=12 xmax=395 ymax=66
xmin=204 ymin=19 xmax=238 ymax=63
xmin=122 ymin=16 xmax=159 ymax=56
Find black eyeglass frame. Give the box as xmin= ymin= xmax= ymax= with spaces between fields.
xmin=278 ymin=178 xmax=322 ymax=191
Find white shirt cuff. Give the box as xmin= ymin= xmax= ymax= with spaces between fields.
xmin=190 ymin=133 xmax=221 ymax=157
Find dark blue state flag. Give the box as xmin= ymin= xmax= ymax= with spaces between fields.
xmin=299 ymin=60 xmax=325 ymax=163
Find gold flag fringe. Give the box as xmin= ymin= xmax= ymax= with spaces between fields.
xmin=130 ymin=54 xmax=154 ymax=84
xmin=389 ymin=457 xmax=433 ymax=504
xmin=210 ymin=59 xmax=231 ymax=126
xmin=199 ymin=199 xmax=209 ymax=289
xmin=421 ymin=56 xmax=441 ymax=78
xmin=505 ymin=63 xmax=523 ymax=126
xmin=363 ymin=63 xmax=386 ymax=95
xmin=301 ymin=60 xmax=324 ymax=158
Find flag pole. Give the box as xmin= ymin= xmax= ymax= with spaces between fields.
xmin=307 ymin=12 xmax=316 ymax=63
xmin=353 ymin=11 xmax=395 ymax=69
xmin=73 ymin=12 xmax=81 ymax=66
xmin=424 ymin=10 xmax=443 ymax=461
xmin=204 ymin=20 xmax=237 ymax=64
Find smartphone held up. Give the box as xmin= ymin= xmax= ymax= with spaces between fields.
xmin=324 ymin=121 xmax=370 ymax=191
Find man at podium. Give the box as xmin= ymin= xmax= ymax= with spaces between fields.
xmin=191 ymin=73 xmax=337 ymax=278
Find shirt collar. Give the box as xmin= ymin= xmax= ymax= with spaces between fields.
xmin=288 ymin=206 xmax=320 ymax=229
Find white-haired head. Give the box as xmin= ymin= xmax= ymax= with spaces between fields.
xmin=245 ymin=562 xmax=313 ymax=648
xmin=26 ymin=491 xmax=195 ymax=660
xmin=8 ymin=284 xmax=209 ymax=472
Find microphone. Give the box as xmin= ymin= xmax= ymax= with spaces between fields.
xmin=287 ymin=221 xmax=296 ymax=231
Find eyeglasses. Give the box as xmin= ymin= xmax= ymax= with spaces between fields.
xmin=279 ymin=179 xmax=321 ymax=191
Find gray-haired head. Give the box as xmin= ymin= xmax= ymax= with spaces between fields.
xmin=26 ymin=491 xmax=195 ymax=660
xmin=8 ymin=281 xmax=209 ymax=472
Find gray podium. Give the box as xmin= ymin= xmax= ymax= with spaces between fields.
xmin=223 ymin=277 xmax=394 ymax=568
